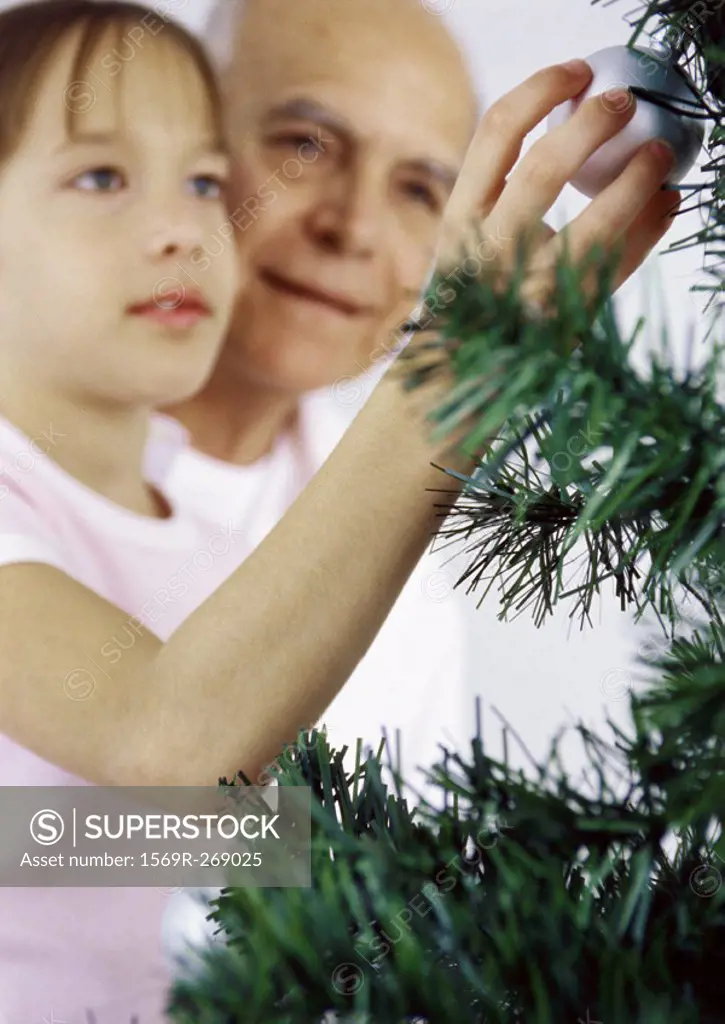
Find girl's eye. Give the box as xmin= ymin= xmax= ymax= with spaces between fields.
xmin=72 ymin=166 xmax=125 ymax=192
xmin=189 ymin=175 xmax=226 ymax=199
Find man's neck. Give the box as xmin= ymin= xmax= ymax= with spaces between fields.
xmin=164 ymin=370 xmax=300 ymax=467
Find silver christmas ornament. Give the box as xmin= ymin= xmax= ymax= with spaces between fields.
xmin=547 ymin=44 xmax=706 ymax=197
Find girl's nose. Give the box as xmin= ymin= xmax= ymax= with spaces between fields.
xmin=147 ymin=218 xmax=205 ymax=261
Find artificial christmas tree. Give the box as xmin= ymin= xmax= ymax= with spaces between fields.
xmin=165 ymin=0 xmax=725 ymax=1020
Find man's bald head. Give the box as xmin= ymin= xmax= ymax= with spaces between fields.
xmin=208 ymin=0 xmax=478 ymax=132
xmin=201 ymin=0 xmax=479 ymax=397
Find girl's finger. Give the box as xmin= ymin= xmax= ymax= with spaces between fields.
xmin=439 ymin=61 xmax=594 ymax=254
xmin=533 ymin=139 xmax=677 ymax=275
xmin=523 ymin=187 xmax=681 ymax=313
xmin=608 ymin=186 xmax=682 ymax=291
xmin=486 ymin=87 xmax=638 ymax=248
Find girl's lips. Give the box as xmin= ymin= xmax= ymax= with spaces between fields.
xmin=128 ymin=301 xmax=212 ymax=329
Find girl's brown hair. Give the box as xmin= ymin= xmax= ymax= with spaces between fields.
xmin=0 ymin=0 xmax=225 ymax=164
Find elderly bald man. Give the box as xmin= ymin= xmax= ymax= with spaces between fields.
xmin=162 ymin=0 xmax=482 ymax=790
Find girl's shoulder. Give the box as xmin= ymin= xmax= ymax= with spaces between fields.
xmin=0 ymin=412 xmax=80 ymax=579
xmin=0 ymin=412 xmax=204 ymax=586
xmin=0 ymin=453 xmax=70 ymax=577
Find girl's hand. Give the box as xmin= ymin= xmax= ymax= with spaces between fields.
xmin=437 ymin=60 xmax=681 ymax=312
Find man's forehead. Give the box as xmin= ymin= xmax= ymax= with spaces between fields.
xmin=223 ymin=0 xmax=478 ymax=154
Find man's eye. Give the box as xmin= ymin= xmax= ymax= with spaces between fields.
xmin=271 ymin=134 xmax=322 ymax=158
xmin=72 ymin=166 xmax=125 ymax=191
xmin=401 ymin=181 xmax=440 ymax=212
xmin=189 ymin=175 xmax=226 ymax=199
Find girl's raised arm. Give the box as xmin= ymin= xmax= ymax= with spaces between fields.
xmin=0 ymin=371 xmax=467 ymax=787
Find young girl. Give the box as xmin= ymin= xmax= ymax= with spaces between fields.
xmin=0 ymin=0 xmax=678 ymax=1018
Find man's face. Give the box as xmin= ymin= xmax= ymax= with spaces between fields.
xmin=217 ymin=0 xmax=477 ymax=394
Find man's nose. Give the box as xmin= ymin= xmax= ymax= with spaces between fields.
xmin=307 ymin=165 xmax=386 ymax=256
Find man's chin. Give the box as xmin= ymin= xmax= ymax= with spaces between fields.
xmin=231 ymin=333 xmax=373 ymax=397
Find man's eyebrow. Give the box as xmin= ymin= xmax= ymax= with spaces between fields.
xmin=262 ymin=98 xmax=352 ymax=137
xmin=404 ymin=158 xmax=459 ymax=193
xmin=262 ymin=98 xmax=460 ymax=189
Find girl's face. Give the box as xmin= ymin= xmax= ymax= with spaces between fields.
xmin=0 ymin=24 xmax=240 ymax=407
